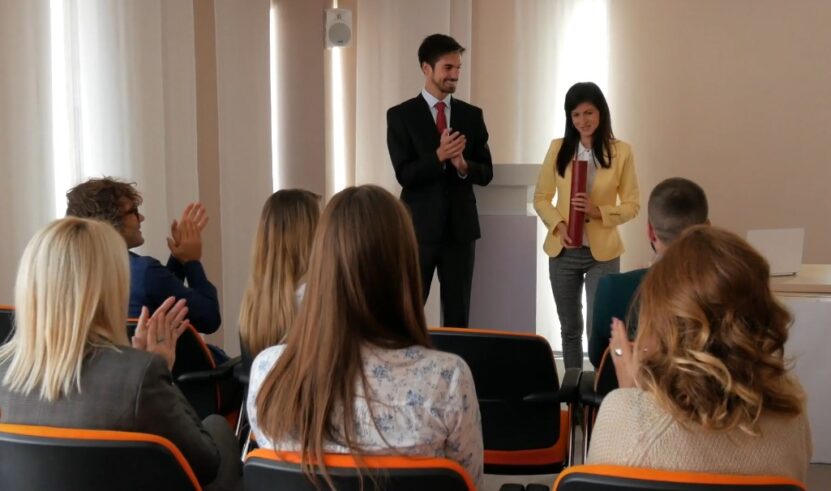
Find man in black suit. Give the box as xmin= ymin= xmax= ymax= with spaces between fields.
xmin=387 ymin=33 xmax=493 ymax=327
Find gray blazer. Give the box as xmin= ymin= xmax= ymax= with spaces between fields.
xmin=0 ymin=345 xmax=220 ymax=485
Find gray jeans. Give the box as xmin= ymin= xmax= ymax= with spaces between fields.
xmin=549 ymin=247 xmax=620 ymax=369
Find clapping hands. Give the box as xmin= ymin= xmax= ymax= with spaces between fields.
xmin=436 ymin=128 xmax=469 ymax=175
xmin=609 ymin=317 xmax=635 ymax=388
xmin=167 ymin=203 xmax=208 ymax=263
xmin=132 ymin=297 xmax=189 ymax=371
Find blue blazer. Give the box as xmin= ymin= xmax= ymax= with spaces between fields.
xmin=129 ymin=253 xmax=221 ymax=334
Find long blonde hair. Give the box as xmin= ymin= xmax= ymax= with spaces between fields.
xmin=0 ymin=217 xmax=130 ymax=401
xmin=238 ymin=189 xmax=320 ymax=357
xmin=634 ymin=225 xmax=804 ymax=435
xmin=255 ymin=185 xmax=430 ymax=489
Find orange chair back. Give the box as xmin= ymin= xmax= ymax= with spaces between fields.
xmin=0 ymin=423 xmax=201 ymax=490
xmin=553 ymin=464 xmax=806 ymax=490
xmin=244 ymin=448 xmax=476 ymax=491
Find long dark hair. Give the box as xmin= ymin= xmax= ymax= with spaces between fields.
xmin=255 ymin=185 xmax=431 ymax=489
xmin=555 ymin=82 xmax=614 ymax=177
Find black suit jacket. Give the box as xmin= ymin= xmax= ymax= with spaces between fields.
xmin=387 ymin=94 xmax=493 ymax=244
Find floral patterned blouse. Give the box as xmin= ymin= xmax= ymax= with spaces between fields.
xmin=247 ymin=343 xmax=484 ymax=489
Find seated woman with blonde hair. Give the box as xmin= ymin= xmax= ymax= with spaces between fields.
xmin=589 ymin=225 xmax=811 ymax=481
xmin=238 ymin=189 xmax=320 ymax=365
xmin=0 ymin=217 xmax=240 ymax=490
xmin=246 ymin=185 xmax=483 ymax=489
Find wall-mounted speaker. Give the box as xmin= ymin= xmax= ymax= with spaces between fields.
xmin=325 ymin=8 xmax=352 ymax=48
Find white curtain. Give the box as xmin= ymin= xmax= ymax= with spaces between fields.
xmin=0 ymin=0 xmax=200 ymax=303
xmin=52 ymin=0 xmax=200 ymax=261
xmin=0 ymin=0 xmax=55 ymax=304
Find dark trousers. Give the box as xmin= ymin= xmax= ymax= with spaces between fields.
xmin=419 ymin=240 xmax=475 ymax=327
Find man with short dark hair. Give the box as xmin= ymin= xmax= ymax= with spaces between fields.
xmin=386 ymin=33 xmax=493 ymax=327
xmin=66 ymin=177 xmax=221 ymax=334
xmin=588 ymin=177 xmax=709 ymax=367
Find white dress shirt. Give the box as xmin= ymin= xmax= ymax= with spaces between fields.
xmin=421 ymin=89 xmax=468 ymax=178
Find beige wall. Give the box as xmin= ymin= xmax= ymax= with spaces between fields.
xmin=468 ymin=0 xmax=831 ymax=271
xmin=608 ymin=0 xmax=831 ymax=270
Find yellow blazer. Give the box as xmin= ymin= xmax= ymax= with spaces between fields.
xmin=534 ymin=138 xmax=640 ymax=261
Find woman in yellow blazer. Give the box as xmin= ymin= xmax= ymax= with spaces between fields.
xmin=534 ymin=82 xmax=639 ymax=369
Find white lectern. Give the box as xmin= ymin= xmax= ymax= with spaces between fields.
xmin=469 ymin=164 xmax=541 ymax=334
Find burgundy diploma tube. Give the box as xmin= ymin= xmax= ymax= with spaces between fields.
xmin=566 ymin=159 xmax=588 ymax=247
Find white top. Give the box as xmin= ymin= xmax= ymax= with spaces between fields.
xmin=294 ymin=282 xmax=306 ymax=306
xmin=247 ymin=343 xmax=484 ymax=489
xmin=420 ymin=89 xmax=467 ymax=179
xmin=421 ymin=88 xmax=452 ymax=126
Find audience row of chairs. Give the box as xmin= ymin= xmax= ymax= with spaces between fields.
xmin=0 ymin=423 xmax=805 ymax=490
xmin=0 ymin=306 xmax=806 ymax=490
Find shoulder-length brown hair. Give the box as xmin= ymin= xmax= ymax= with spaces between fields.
xmin=255 ymin=185 xmax=430 ymax=489
xmin=238 ymin=189 xmax=320 ymax=357
xmin=634 ymin=225 xmax=804 ymax=435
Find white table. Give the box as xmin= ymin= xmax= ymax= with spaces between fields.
xmin=772 ymin=265 xmax=831 ymax=463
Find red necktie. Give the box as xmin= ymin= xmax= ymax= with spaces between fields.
xmin=435 ymin=101 xmax=447 ymax=134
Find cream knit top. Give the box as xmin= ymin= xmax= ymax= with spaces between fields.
xmin=587 ymin=388 xmax=812 ymax=482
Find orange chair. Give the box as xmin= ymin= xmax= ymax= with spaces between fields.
xmin=244 ymin=448 xmax=476 ymax=490
xmin=0 ymin=423 xmax=201 ymax=490
xmin=428 ymin=328 xmax=581 ymax=474
xmin=0 ymin=305 xmax=13 ymax=345
xmin=553 ymin=465 xmax=806 ymax=490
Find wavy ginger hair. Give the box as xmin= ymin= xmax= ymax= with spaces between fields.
xmin=255 ymin=185 xmax=431 ymax=489
xmin=238 ymin=189 xmax=320 ymax=357
xmin=633 ymin=225 xmax=804 ymax=435
xmin=0 ymin=218 xmax=130 ymax=401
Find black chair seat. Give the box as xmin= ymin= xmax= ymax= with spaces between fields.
xmin=0 ymin=306 xmax=14 ymax=345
